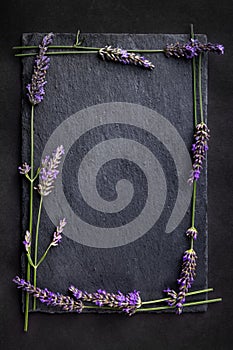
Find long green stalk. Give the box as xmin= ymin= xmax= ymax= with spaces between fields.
xmin=137 ymin=298 xmax=222 ymax=312
xmin=33 ymin=196 xmax=43 ymax=310
xmin=24 ymin=104 xmax=34 ymax=332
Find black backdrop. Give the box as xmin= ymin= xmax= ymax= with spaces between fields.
xmin=0 ymin=1 xmax=232 ymax=349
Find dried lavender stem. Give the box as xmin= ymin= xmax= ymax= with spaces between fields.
xmin=33 ymin=195 xmax=43 ymax=310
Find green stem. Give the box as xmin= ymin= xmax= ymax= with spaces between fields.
xmin=33 ymin=195 xmax=43 ymax=310
xmin=136 ymin=298 xmax=222 ymax=312
xmin=36 ymin=244 xmax=52 ymax=267
xmin=141 ymin=287 xmax=213 ymax=305
xmin=191 ymin=25 xmax=198 ymax=126
xmin=13 ymin=44 xmax=164 ymax=53
xmin=15 ymin=49 xmax=164 ymax=58
xmin=199 ymin=53 xmax=204 ymax=123
xmin=191 ymin=181 xmax=197 ymax=228
xmin=24 ymin=104 xmax=34 ymax=332
xmin=26 ymin=253 xmax=36 ymax=269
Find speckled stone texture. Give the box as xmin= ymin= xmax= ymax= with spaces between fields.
xmin=21 ymin=33 xmax=208 ymax=313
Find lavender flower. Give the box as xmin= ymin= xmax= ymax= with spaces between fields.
xmin=50 ymin=218 xmax=66 ymax=246
xmin=186 ymin=226 xmax=198 ymax=240
xmin=164 ymin=249 xmax=197 ymax=314
xmin=164 ymin=39 xmax=224 ymax=59
xmin=18 ymin=162 xmax=31 ymax=175
xmin=26 ymin=32 xmax=54 ymax=105
xmin=69 ymin=286 xmax=141 ymax=315
xmin=37 ymin=145 xmax=64 ymax=196
xmin=188 ymin=122 xmax=210 ymax=183
xmin=176 ymin=249 xmax=197 ymax=314
xmin=23 ymin=230 xmax=31 ymax=253
xmin=163 ymin=288 xmax=177 ymax=307
xmin=13 ymin=276 xmax=83 ymax=313
xmin=99 ymin=46 xmax=155 ymax=70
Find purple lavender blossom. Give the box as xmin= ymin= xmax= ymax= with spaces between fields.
xmin=37 ymin=145 xmax=64 ymax=196
xmin=176 ymin=249 xmax=197 ymax=314
xmin=164 ymin=249 xmax=197 ymax=314
xmin=18 ymin=162 xmax=31 ymax=175
xmin=164 ymin=39 xmax=224 ymax=59
xmin=26 ymin=33 xmax=54 ymax=105
xmin=23 ymin=230 xmax=31 ymax=253
xmin=69 ymin=285 xmax=141 ymax=315
xmin=188 ymin=122 xmax=210 ymax=183
xmin=163 ymin=288 xmax=177 ymax=307
xmin=99 ymin=46 xmax=155 ymax=70
xmin=186 ymin=226 xmax=198 ymax=240
xmin=50 ymin=218 xmax=66 ymax=246
xmin=13 ymin=276 xmax=83 ymax=312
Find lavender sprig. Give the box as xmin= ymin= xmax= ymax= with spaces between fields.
xmin=164 ymin=249 xmax=197 ymax=314
xmin=50 ymin=218 xmax=66 ymax=246
xmin=176 ymin=249 xmax=197 ymax=314
xmin=69 ymin=286 xmax=141 ymax=315
xmin=23 ymin=230 xmax=31 ymax=253
xmin=164 ymin=39 xmax=224 ymax=59
xmin=18 ymin=162 xmax=31 ymax=175
xmin=99 ymin=46 xmax=155 ymax=70
xmin=13 ymin=277 xmax=83 ymax=312
xmin=186 ymin=226 xmax=198 ymax=240
xmin=26 ymin=33 xmax=54 ymax=105
xmin=188 ymin=122 xmax=210 ymax=183
xmin=37 ymin=145 xmax=64 ymax=196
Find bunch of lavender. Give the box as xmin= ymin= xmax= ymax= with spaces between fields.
xmin=188 ymin=122 xmax=210 ymax=183
xmin=164 ymin=39 xmax=224 ymax=59
xmin=99 ymin=46 xmax=155 ymax=70
xmin=13 ymin=277 xmax=83 ymax=313
xmin=37 ymin=145 xmax=65 ymax=196
xmin=26 ymin=32 xmax=54 ymax=105
xmin=164 ymin=249 xmax=197 ymax=314
xmin=69 ymin=285 xmax=141 ymax=315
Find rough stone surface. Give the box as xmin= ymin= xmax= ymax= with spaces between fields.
xmin=21 ymin=33 xmax=208 ymax=313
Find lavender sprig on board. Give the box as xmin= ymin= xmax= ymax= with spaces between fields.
xmin=164 ymin=39 xmax=224 ymax=59
xmin=37 ymin=145 xmax=64 ymax=196
xmin=50 ymin=218 xmax=66 ymax=246
xmin=188 ymin=122 xmax=210 ymax=183
xmin=26 ymin=32 xmax=54 ymax=105
xmin=186 ymin=226 xmax=198 ymax=240
xmin=176 ymin=249 xmax=197 ymax=314
xmin=99 ymin=46 xmax=155 ymax=70
xmin=18 ymin=162 xmax=31 ymax=175
xmin=69 ymin=286 xmax=141 ymax=315
xmin=13 ymin=276 xmax=83 ymax=313
xmin=23 ymin=230 xmax=31 ymax=253
xmin=164 ymin=249 xmax=197 ymax=314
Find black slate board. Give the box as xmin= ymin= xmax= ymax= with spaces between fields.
xmin=21 ymin=33 xmax=208 ymax=312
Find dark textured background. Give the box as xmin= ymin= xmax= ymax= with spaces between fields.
xmin=0 ymin=0 xmax=232 ymax=349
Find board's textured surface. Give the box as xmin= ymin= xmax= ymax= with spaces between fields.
xmin=21 ymin=33 xmax=208 ymax=312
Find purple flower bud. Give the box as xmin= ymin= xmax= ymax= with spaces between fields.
xmin=164 ymin=39 xmax=224 ymax=59
xmin=18 ymin=162 xmax=31 ymax=175
xmin=186 ymin=227 xmax=198 ymax=240
xmin=99 ymin=46 xmax=155 ymax=70
xmin=50 ymin=218 xmax=66 ymax=246
xmin=23 ymin=230 xmax=31 ymax=252
xmin=13 ymin=276 xmax=83 ymax=312
xmin=69 ymin=286 xmax=141 ymax=315
xmin=37 ymin=145 xmax=64 ymax=196
xmin=188 ymin=123 xmax=210 ymax=184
